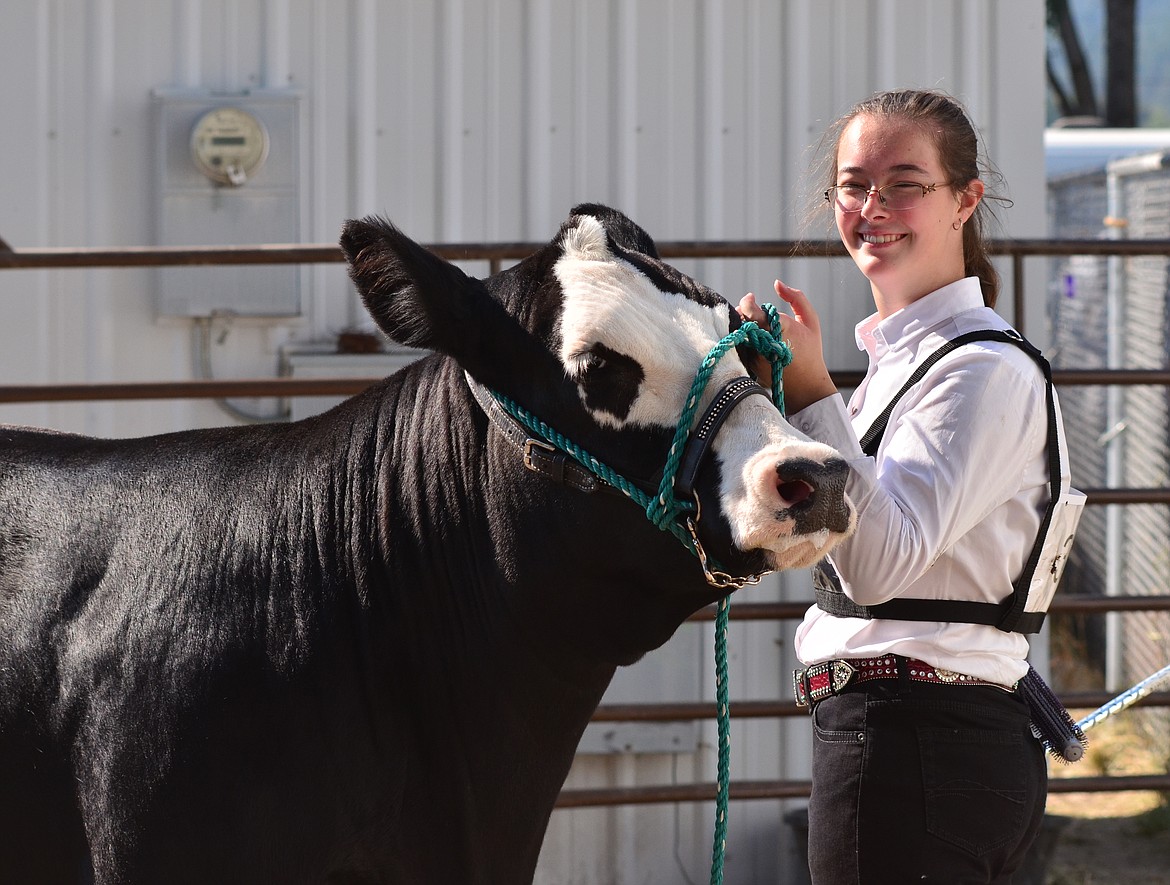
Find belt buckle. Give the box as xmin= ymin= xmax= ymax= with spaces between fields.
xmin=794 ymin=660 xmax=857 ymax=707
xmin=794 ymin=668 xmax=811 ymax=707
xmin=831 ymin=660 xmax=857 ymax=692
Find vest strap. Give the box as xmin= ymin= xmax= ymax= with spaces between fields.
xmin=814 ymin=330 xmax=1058 ymax=635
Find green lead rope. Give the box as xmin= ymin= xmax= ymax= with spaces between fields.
xmin=708 ymin=303 xmax=785 ymax=885
xmin=487 ymin=304 xmax=788 ymax=885
xmin=645 ymin=308 xmax=790 ymax=536
xmin=709 ymin=594 xmax=732 ymax=885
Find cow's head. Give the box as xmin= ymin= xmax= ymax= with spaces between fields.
xmin=340 ymin=204 xmax=854 ymax=587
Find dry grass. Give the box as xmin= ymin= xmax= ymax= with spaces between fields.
xmin=1043 ymin=709 xmax=1170 ymax=884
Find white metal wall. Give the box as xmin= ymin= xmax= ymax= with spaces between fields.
xmin=0 ymin=2 xmax=1048 ymax=882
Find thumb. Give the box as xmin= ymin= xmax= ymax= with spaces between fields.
xmin=737 ymin=292 xmax=766 ymax=325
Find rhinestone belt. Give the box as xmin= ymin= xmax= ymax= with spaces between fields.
xmin=793 ymin=654 xmax=1015 ymax=708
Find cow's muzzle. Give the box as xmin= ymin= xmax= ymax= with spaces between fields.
xmin=778 ymin=456 xmax=853 ymax=536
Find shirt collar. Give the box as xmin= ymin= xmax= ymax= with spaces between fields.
xmin=855 ymin=277 xmax=986 ymax=360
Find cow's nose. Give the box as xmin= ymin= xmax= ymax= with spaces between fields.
xmin=775 ymin=457 xmax=853 ymax=534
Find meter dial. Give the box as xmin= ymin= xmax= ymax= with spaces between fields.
xmin=190 ymin=107 xmax=270 ymax=186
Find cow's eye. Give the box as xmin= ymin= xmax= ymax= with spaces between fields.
xmin=571 ymin=344 xmax=644 ymax=422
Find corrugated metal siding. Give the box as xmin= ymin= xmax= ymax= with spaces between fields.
xmin=0 ymin=2 xmax=1047 ymax=882
xmin=1 ymin=0 xmax=1047 ymax=435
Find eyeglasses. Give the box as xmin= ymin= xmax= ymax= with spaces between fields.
xmin=824 ymin=182 xmax=945 ymax=213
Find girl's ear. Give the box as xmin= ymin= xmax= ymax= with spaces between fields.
xmin=959 ymin=178 xmax=985 ymax=222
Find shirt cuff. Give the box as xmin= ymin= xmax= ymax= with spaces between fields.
xmin=788 ymin=394 xmax=865 ymax=460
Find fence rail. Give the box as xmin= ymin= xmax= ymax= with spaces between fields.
xmin=5 ymin=235 xmax=1170 ymax=808
xmin=4 ymin=236 xmax=1170 ymax=268
xmin=8 ymin=369 xmax=1170 ymax=406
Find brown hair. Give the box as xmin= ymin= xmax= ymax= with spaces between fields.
xmin=808 ymin=89 xmax=1010 ymax=308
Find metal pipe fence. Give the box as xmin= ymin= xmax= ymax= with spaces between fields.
xmin=4 ymin=235 xmax=1170 ymax=805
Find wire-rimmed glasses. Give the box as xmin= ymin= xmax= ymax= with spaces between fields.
xmin=825 ymin=182 xmax=946 ymax=212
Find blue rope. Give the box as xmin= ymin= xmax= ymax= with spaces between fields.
xmin=486 ymin=303 xmax=788 ymax=885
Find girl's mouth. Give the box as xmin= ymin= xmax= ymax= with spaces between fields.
xmin=859 ymin=232 xmax=905 ymax=245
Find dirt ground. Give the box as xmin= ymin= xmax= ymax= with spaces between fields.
xmin=1044 ymin=809 xmax=1170 ymax=884
xmin=1042 ymin=709 xmax=1170 ymax=885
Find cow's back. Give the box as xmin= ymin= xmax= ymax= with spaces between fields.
xmin=0 ymin=359 xmax=528 ymax=883
xmin=0 ymin=386 xmax=399 ymax=883
xmin=0 ymin=412 xmax=374 ymax=694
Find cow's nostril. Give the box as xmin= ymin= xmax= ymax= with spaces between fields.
xmin=777 ymin=478 xmax=814 ymax=507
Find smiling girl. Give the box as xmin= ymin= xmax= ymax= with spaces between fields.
xmin=740 ymin=90 xmax=1069 ymax=883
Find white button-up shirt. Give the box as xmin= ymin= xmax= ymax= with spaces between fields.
xmin=791 ymin=277 xmax=1068 ymax=686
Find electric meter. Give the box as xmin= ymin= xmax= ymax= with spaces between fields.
xmin=190 ymin=107 xmax=270 ymax=186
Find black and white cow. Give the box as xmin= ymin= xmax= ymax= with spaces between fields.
xmin=0 ymin=204 xmax=854 ymax=885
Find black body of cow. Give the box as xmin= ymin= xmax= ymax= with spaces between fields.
xmin=0 ymin=205 xmax=851 ymax=884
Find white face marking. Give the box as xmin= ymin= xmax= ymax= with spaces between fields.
xmin=556 ymin=216 xmax=731 ymax=430
xmin=554 ymin=215 xmax=854 ymax=570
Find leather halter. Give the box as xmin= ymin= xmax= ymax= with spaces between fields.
xmin=674 ymin=376 xmax=771 ymax=500
xmin=465 ymin=372 xmax=627 ymax=497
xmin=460 ymin=309 xmax=788 ymax=591
xmin=466 ymin=371 xmax=769 ymax=502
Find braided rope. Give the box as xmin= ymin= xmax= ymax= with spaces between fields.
xmin=487 ymin=394 xmax=699 ymax=551
xmin=699 ymin=307 xmax=788 ymax=885
xmin=647 ymin=308 xmax=791 ymax=532
xmin=485 ymin=303 xmax=789 ymax=885
xmin=708 ymin=594 xmax=732 ymax=884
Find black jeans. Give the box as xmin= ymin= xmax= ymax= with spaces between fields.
xmin=805 ymin=663 xmax=1047 ymax=884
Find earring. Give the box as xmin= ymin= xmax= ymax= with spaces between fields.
xmin=952 ymin=218 xmax=963 ymax=231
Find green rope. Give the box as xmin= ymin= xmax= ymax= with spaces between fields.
xmin=646 ymin=311 xmax=790 ymax=533
xmin=709 ymin=594 xmax=732 ymax=885
xmin=486 ymin=303 xmax=788 ymax=885
xmin=704 ymin=305 xmax=786 ymax=885
xmin=488 ymin=393 xmax=700 ymax=552
xmin=489 ymin=307 xmax=789 ymax=558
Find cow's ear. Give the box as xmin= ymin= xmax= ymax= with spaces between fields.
xmin=340 ymin=216 xmax=494 ymax=355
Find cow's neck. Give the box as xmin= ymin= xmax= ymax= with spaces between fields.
xmin=353 ymin=358 xmax=710 ymax=880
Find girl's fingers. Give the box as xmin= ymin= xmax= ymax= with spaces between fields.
xmin=773 ymin=279 xmax=806 ymax=311
xmin=774 ymin=279 xmax=819 ymax=333
xmin=737 ymin=292 xmax=767 ymax=325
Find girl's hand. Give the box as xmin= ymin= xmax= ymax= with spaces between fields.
xmin=738 ymin=281 xmax=837 ymax=414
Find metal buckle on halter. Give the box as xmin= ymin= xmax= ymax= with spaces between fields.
xmin=522 ymin=438 xmax=557 ymax=471
xmin=522 ymin=438 xmax=603 ymax=493
xmin=522 ymin=438 xmax=558 ymax=473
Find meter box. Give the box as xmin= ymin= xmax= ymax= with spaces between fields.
xmin=152 ymin=90 xmax=306 ymax=317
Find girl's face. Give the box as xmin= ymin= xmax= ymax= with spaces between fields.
xmin=832 ymin=114 xmax=983 ymax=316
